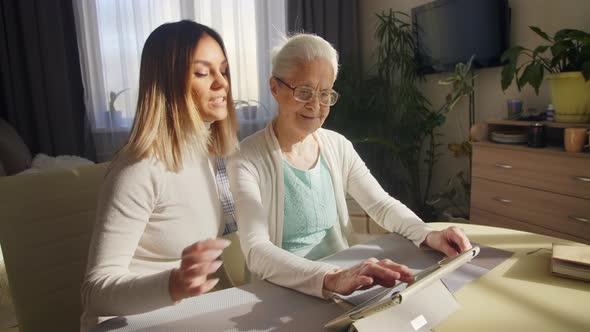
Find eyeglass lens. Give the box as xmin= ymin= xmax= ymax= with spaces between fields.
xmin=293 ymin=87 xmax=338 ymax=106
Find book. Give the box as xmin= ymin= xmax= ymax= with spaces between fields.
xmin=551 ymin=244 xmax=590 ymax=282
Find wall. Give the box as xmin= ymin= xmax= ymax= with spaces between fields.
xmin=359 ymin=0 xmax=590 ymax=215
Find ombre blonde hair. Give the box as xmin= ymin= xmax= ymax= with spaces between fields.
xmin=123 ymin=20 xmax=238 ymax=172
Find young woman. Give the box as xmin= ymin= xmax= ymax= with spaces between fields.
xmin=81 ymin=20 xmax=239 ymax=330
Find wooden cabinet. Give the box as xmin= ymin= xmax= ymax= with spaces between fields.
xmin=470 ymin=120 xmax=590 ymax=244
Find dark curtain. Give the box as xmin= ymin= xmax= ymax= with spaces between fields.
xmin=0 ymin=0 xmax=95 ymax=160
xmin=287 ymin=0 xmax=360 ymax=70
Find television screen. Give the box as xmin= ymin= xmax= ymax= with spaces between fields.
xmin=412 ymin=0 xmax=509 ymax=73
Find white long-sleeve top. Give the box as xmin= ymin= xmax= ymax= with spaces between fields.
xmin=81 ymin=152 xmax=230 ymax=330
xmin=227 ymin=122 xmax=433 ymax=299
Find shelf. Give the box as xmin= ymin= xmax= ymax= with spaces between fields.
xmin=486 ymin=119 xmax=590 ymax=129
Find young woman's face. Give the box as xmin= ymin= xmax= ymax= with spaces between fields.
xmin=271 ymin=58 xmax=335 ymax=138
xmin=190 ymin=34 xmax=229 ymax=122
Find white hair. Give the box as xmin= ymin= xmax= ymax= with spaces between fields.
xmin=271 ymin=33 xmax=339 ymax=79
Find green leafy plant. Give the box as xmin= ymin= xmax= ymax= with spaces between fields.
xmin=501 ymin=27 xmax=590 ymax=94
xmin=427 ymin=170 xmax=470 ymax=219
xmin=426 ymin=140 xmax=472 ymax=219
xmin=327 ymin=10 xmax=474 ymax=221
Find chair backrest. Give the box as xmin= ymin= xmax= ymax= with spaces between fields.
xmin=221 ymin=232 xmax=250 ymax=287
xmin=0 ymin=163 xmax=108 ymax=332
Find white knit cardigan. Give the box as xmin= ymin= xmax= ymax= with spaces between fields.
xmin=227 ymin=122 xmax=433 ymax=298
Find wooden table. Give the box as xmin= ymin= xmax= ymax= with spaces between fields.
xmin=429 ymin=222 xmax=589 ymax=331
xmin=94 ymin=222 xmax=590 ymax=332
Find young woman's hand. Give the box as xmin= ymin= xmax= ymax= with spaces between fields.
xmin=169 ymin=238 xmax=231 ymax=302
xmin=423 ymin=226 xmax=472 ymax=257
xmin=323 ymin=258 xmax=414 ymax=295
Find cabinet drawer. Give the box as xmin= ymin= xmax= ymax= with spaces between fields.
xmin=470 ymin=208 xmax=589 ymax=244
xmin=471 ymin=178 xmax=590 ymax=241
xmin=472 ymin=144 xmax=590 ymax=200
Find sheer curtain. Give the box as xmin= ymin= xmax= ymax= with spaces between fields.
xmin=73 ymin=0 xmax=285 ymax=161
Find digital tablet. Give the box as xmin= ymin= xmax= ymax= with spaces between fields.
xmin=324 ymin=246 xmax=480 ymax=331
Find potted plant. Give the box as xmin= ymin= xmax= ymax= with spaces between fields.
xmin=327 ymin=10 xmax=475 ymax=221
xmin=501 ymin=27 xmax=590 ymax=122
xmin=106 ymin=88 xmax=129 ymax=128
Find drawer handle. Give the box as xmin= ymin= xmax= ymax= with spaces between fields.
xmin=495 ymin=163 xmax=513 ymax=169
xmin=493 ymin=197 xmax=512 ymax=204
xmin=568 ymin=215 xmax=590 ymax=224
xmin=573 ymin=176 xmax=590 ymax=183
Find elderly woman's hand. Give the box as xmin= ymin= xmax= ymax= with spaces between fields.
xmin=423 ymin=226 xmax=472 ymax=257
xmin=323 ymin=258 xmax=414 ymax=295
xmin=169 ymin=238 xmax=231 ymax=302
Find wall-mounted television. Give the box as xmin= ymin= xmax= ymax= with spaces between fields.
xmin=412 ymin=0 xmax=510 ymax=74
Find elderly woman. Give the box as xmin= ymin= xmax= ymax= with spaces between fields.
xmin=228 ymin=34 xmax=471 ymax=299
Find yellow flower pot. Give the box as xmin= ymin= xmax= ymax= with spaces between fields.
xmin=546 ymin=72 xmax=590 ymax=123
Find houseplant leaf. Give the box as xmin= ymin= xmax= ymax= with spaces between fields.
xmin=551 ymin=42 xmax=569 ymax=58
xmin=554 ymin=29 xmax=574 ymax=42
xmin=500 ymin=46 xmax=524 ymax=90
xmin=533 ymin=45 xmax=549 ymax=56
xmin=501 ymin=46 xmax=524 ymax=63
xmin=517 ymin=63 xmax=534 ymax=89
xmin=530 ymin=26 xmax=551 ymax=42
xmin=528 ymin=63 xmax=544 ymax=94
xmin=565 ymin=29 xmax=589 ymax=41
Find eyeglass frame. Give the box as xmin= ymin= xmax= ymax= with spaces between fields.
xmin=273 ymin=76 xmax=340 ymax=106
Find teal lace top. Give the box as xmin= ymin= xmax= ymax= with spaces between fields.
xmin=282 ymin=155 xmax=342 ymax=260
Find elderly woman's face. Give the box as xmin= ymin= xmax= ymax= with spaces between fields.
xmin=272 ymin=58 xmax=335 ymax=137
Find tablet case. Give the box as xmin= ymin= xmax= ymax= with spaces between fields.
xmin=348 ymin=279 xmax=459 ymax=332
xmin=325 ymin=247 xmax=480 ymax=331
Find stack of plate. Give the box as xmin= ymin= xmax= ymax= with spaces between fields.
xmin=490 ymin=130 xmax=527 ymax=144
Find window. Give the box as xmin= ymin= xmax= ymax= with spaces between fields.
xmin=73 ymin=0 xmax=285 ymax=160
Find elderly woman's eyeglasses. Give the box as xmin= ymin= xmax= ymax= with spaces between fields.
xmin=273 ymin=76 xmax=339 ymax=106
